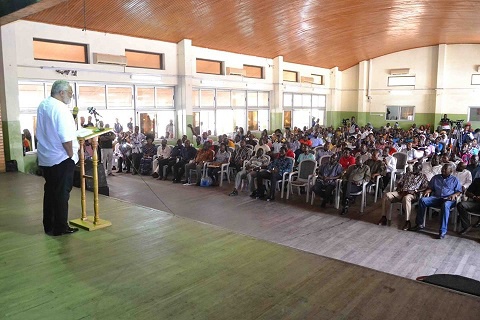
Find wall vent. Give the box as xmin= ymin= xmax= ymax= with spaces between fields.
xmin=226 ymin=67 xmax=246 ymax=76
xmin=389 ymin=68 xmax=410 ymax=75
xmin=93 ymin=53 xmax=127 ymax=66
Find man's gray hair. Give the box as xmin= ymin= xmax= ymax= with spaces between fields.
xmin=51 ymin=80 xmax=70 ymax=96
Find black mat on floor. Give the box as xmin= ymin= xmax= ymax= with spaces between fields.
xmin=417 ymin=274 xmax=480 ymax=297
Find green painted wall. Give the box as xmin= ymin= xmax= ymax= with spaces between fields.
xmin=2 ymin=120 xmax=25 ymax=172
xmin=326 ymin=112 xmax=473 ymax=131
xmin=270 ymin=112 xmax=283 ymax=132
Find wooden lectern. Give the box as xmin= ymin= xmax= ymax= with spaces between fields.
xmin=70 ymin=127 xmax=113 ymax=231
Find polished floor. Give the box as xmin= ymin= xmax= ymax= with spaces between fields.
xmin=1 ymin=172 xmax=480 ymax=319
xmin=107 ymin=170 xmax=480 ymax=282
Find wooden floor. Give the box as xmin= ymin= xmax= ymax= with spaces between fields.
xmin=107 ymin=171 xmax=480 ymax=282
xmin=1 ymin=172 xmax=480 ymax=319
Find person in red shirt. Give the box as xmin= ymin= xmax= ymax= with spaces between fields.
xmin=298 ymin=133 xmax=313 ymax=148
xmin=284 ymin=142 xmax=295 ymax=159
xmin=339 ymin=149 xmax=356 ymax=169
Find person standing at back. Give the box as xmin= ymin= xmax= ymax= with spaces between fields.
xmin=36 ymin=80 xmax=79 ymax=236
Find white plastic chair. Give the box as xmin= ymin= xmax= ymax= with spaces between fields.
xmin=336 ymin=180 xmax=369 ymax=213
xmin=390 ymin=152 xmax=408 ymax=192
xmin=287 ymin=159 xmax=317 ymax=202
xmin=367 ymin=175 xmax=383 ymax=203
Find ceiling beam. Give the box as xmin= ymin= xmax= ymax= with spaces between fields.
xmin=0 ymin=0 xmax=67 ymax=26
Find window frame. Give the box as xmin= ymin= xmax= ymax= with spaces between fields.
xmin=196 ymin=58 xmax=224 ymax=75
xmin=468 ymin=106 xmax=480 ymax=122
xmin=243 ymin=64 xmax=264 ymax=79
xmin=387 ymin=76 xmax=416 ymax=87
xmin=33 ymin=38 xmax=88 ymax=64
xmin=125 ymin=49 xmax=164 ymax=70
xmin=283 ymin=70 xmax=299 ymax=82
xmin=385 ymin=105 xmax=415 ymax=121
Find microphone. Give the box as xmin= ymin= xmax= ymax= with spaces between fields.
xmin=87 ymin=107 xmax=102 ymax=118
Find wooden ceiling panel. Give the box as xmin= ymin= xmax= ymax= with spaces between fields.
xmin=23 ymin=0 xmax=480 ymax=70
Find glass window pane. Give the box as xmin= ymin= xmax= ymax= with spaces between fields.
xmin=91 ymin=110 xmax=134 ymax=133
xmin=193 ymin=89 xmax=200 ymax=107
xmin=200 ymin=90 xmax=215 ymax=107
xmin=156 ymin=87 xmax=174 ymax=108
xmin=108 ymin=86 xmax=132 ymax=108
xmin=139 ymin=112 xmax=156 ymax=136
xmin=247 ymin=110 xmax=258 ymax=131
xmin=20 ymin=114 xmax=37 ymax=151
xmin=233 ymin=109 xmax=246 ymax=133
xmin=293 ymin=94 xmax=302 ymax=107
xmin=258 ymin=110 xmax=269 ymax=132
xmin=283 ymin=93 xmax=293 ymax=107
xmin=199 ymin=110 xmax=215 ymax=135
xmin=388 ymin=76 xmax=416 ymax=86
xmin=472 ymin=74 xmax=480 ymax=85
xmin=293 ymin=109 xmax=310 ymax=130
xmin=157 ymin=111 xmax=175 ymax=139
xmin=284 ymin=111 xmax=292 ymax=128
xmin=216 ymin=90 xmax=231 ymax=107
xmin=136 ymin=87 xmax=155 ymax=108
xmin=401 ymin=107 xmax=415 ymax=120
xmin=216 ymin=109 xmax=234 ymax=135
xmin=18 ymin=84 xmax=45 ymax=110
xmin=232 ymin=91 xmax=245 ymax=108
xmin=312 ymin=95 xmax=320 ymax=108
xmin=302 ymin=94 xmax=312 ymax=108
xmin=258 ymin=92 xmax=269 ymax=107
xmin=78 ymin=85 xmax=106 ymax=109
xmin=312 ymin=109 xmax=325 ymax=126
xmin=247 ymin=92 xmax=258 ymax=107
xmin=469 ymin=107 xmax=480 ymax=121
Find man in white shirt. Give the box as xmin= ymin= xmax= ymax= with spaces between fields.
xmin=423 ymin=154 xmax=442 ymax=181
xmin=152 ymin=139 xmax=172 ymax=178
xmin=453 ymin=162 xmax=473 ymax=195
xmin=36 ymin=80 xmax=79 ymax=236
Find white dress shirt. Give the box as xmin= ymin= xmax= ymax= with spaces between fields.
xmin=36 ymin=96 xmax=79 ymax=166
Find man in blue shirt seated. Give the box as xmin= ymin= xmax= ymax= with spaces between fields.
xmin=254 ymin=147 xmax=293 ymax=202
xmin=409 ymin=164 xmax=462 ymax=239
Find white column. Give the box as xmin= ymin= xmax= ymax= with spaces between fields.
xmin=176 ymin=39 xmax=194 ymax=138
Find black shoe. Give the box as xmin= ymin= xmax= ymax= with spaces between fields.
xmin=250 ymin=191 xmax=257 ymax=198
xmin=152 ymin=172 xmax=159 ymax=178
xmin=266 ymin=196 xmax=275 ymax=202
xmin=320 ymin=200 xmax=327 ymax=208
xmin=52 ymin=227 xmax=79 ymax=236
xmin=438 ymin=232 xmax=446 ymax=239
xmin=408 ymin=225 xmax=424 ymax=232
xmin=340 ymin=206 xmax=348 ymax=215
xmin=402 ymin=221 xmax=411 ymax=231
xmin=378 ymin=216 xmax=387 ymax=226
xmin=125 ymin=170 xmax=131 ymax=173
xmin=229 ymin=190 xmax=238 ymax=196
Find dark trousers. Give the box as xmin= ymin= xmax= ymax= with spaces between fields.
xmin=341 ymin=181 xmax=363 ymax=206
xmin=314 ymin=181 xmax=336 ymax=203
xmin=173 ymin=160 xmax=189 ymax=180
xmin=117 ymin=156 xmax=131 ymax=172
xmin=41 ymin=158 xmax=75 ymax=233
xmin=132 ymin=153 xmax=142 ymax=173
xmin=382 ymin=173 xmax=391 ymax=191
xmin=457 ymin=201 xmax=480 ymax=229
xmin=157 ymin=158 xmax=175 ymax=178
xmin=256 ymin=170 xmax=282 ymax=199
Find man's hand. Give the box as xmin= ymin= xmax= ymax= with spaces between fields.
xmin=446 ymin=194 xmax=457 ymax=201
xmin=424 ymin=189 xmax=431 ymax=197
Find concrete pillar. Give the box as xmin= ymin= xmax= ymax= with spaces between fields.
xmin=434 ymin=44 xmax=447 ymax=126
xmin=176 ymin=39 xmax=194 ymax=139
xmin=271 ymin=56 xmax=284 ymax=131
xmin=0 ymin=24 xmax=24 ymax=171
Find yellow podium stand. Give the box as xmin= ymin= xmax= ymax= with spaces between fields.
xmin=70 ymin=127 xmax=112 ymax=231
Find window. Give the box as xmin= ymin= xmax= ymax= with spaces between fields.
xmin=472 ymin=74 xmax=480 ymax=85
xmin=284 ymin=111 xmax=292 ymax=128
xmin=386 ymin=106 xmax=415 ymax=121
xmin=468 ymin=107 xmax=480 ymax=122
xmin=388 ymin=76 xmax=416 ymax=86
xmin=78 ymin=85 xmax=106 ymax=109
xmin=33 ymin=39 xmax=87 ymax=63
xmin=196 ymin=59 xmax=223 ymax=75
xmin=283 ymin=70 xmax=298 ymax=82
xmin=311 ymin=74 xmax=324 ymax=85
xmin=136 ymin=87 xmax=155 ymax=108
xmin=107 ymin=86 xmax=132 ymax=108
xmin=18 ymin=84 xmax=45 ymax=110
xmin=156 ymin=87 xmax=174 ymax=108
xmin=125 ymin=50 xmax=163 ymax=69
xmin=244 ymin=65 xmax=263 ymax=79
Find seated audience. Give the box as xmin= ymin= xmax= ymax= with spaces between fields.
xmin=229 ymin=148 xmax=270 ymax=196
xmin=172 ymin=140 xmax=197 ymax=183
xmin=314 ymin=153 xmax=343 ymax=208
xmin=184 ymin=141 xmax=215 ymax=185
xmin=378 ymin=162 xmax=429 ymax=230
xmin=254 ymin=147 xmax=292 ymax=201
xmin=340 ymin=156 xmax=371 ymax=215
xmin=207 ymin=143 xmax=231 ymax=186
xmin=409 ymin=164 xmax=462 ymax=239
xmin=457 ymin=177 xmax=480 ymax=235
xmin=152 ymin=139 xmax=171 ymax=179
